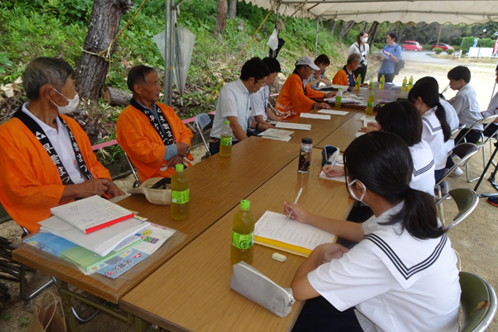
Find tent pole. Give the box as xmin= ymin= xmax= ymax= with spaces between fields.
xmin=315 ymin=18 xmax=319 ymax=58
xmin=164 ymin=0 xmax=173 ymax=106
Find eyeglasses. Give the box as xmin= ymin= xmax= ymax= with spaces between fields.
xmin=256 ymin=79 xmax=267 ymax=87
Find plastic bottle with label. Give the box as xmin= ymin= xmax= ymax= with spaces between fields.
xmin=231 ymin=200 xmax=256 ymax=265
xmin=379 ymin=75 xmax=385 ymax=90
xmin=401 ymin=77 xmax=407 ymax=91
xmin=366 ymin=92 xmax=375 ymax=116
xmin=355 ymin=75 xmax=361 ymax=90
xmin=368 ymin=80 xmax=374 ymax=89
xmin=220 ymin=120 xmax=233 ymax=157
xmin=171 ymin=164 xmax=189 ymax=220
xmin=335 ymin=88 xmax=342 ymax=109
xmin=407 ymin=75 xmax=414 ymax=91
xmin=298 ymin=138 xmax=313 ymax=174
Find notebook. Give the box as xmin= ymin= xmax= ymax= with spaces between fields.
xmin=300 ymin=113 xmax=331 ymax=120
xmin=50 ymin=195 xmax=135 ymax=234
xmin=275 ymin=122 xmax=312 ymax=131
xmin=254 ymin=211 xmax=337 ymax=257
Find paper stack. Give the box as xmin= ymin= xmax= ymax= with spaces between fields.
xmin=258 ymin=128 xmax=294 ymax=142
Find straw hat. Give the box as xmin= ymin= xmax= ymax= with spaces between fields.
xmin=127 ymin=177 xmax=171 ymax=205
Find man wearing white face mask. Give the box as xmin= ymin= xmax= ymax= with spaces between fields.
xmin=0 ymin=57 xmax=125 ymax=233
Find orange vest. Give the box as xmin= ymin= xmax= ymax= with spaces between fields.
xmin=275 ymin=73 xmax=325 ymax=121
xmin=116 ymin=102 xmax=193 ymax=183
xmin=0 ymin=115 xmax=111 ymax=233
xmin=332 ymin=67 xmax=356 ymax=87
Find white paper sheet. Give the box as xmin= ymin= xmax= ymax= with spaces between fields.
xmin=324 ymin=97 xmax=361 ymax=104
xmin=254 ymin=211 xmax=336 ymax=251
xmin=275 ymin=122 xmax=312 ymax=131
xmin=39 ymin=216 xmax=149 ymax=256
xmin=317 ymin=110 xmax=349 ymax=116
xmin=300 ymin=113 xmax=331 ymax=120
xmin=133 ymin=223 xmax=176 ymax=255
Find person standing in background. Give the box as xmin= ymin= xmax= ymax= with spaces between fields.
xmin=347 ymin=30 xmax=369 ymax=84
xmin=378 ymin=32 xmax=401 ymax=83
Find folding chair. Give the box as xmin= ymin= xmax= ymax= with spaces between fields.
xmin=460 ymin=271 xmax=497 ymax=332
xmin=435 ymin=188 xmax=478 ymax=230
xmin=435 ymin=143 xmax=479 ymax=222
xmin=449 ymin=124 xmax=466 ymax=144
xmin=124 ymin=152 xmax=140 ymax=188
xmin=194 ymin=113 xmax=212 ymax=159
xmin=455 ymin=115 xmax=498 ymax=182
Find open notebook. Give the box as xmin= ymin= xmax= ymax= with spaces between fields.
xmin=254 ymin=211 xmax=337 ymax=257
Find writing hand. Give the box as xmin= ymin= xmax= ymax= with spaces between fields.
xmin=322 ymin=165 xmax=345 ymax=178
xmin=283 ymin=202 xmax=308 ymax=223
xmin=76 ymin=178 xmax=112 ymax=198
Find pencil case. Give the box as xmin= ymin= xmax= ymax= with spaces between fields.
xmin=230 ymin=261 xmax=295 ymax=317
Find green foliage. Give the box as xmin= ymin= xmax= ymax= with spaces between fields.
xmin=477 ymin=38 xmax=496 ymax=48
xmin=446 ymin=49 xmax=454 ymax=55
xmin=374 ymin=43 xmax=385 ymax=50
xmin=1 ymin=313 xmax=12 ymax=320
xmin=461 ymin=37 xmax=477 ymax=53
xmin=433 ymin=47 xmax=443 ymax=54
xmin=452 ymin=45 xmax=461 ymax=51
xmin=17 ymin=317 xmax=30 ymax=328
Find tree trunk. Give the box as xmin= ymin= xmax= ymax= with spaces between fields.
xmin=363 ymin=22 xmax=368 ymax=31
xmin=75 ymin=0 xmax=134 ymax=100
xmin=229 ymin=0 xmax=236 ymax=19
xmin=338 ymin=21 xmax=345 ymax=37
xmin=369 ymin=22 xmax=379 ymax=47
xmin=330 ymin=20 xmax=337 ymax=35
xmin=102 ymin=86 xmax=132 ymax=106
xmin=339 ymin=21 xmax=355 ymax=38
xmin=215 ymin=0 xmax=227 ymax=35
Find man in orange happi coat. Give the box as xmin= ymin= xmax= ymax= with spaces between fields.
xmin=0 ymin=57 xmax=125 ymax=233
xmin=116 ymin=66 xmax=193 ymax=183
xmin=275 ymin=56 xmax=336 ymax=121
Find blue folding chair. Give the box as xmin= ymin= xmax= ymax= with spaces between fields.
xmin=194 ymin=113 xmax=212 ymax=159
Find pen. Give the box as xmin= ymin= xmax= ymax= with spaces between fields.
xmin=287 ymin=188 xmax=303 ymax=220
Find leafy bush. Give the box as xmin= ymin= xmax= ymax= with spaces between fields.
xmin=374 ymin=43 xmax=385 ymax=50
xmin=452 ymin=45 xmax=461 ymax=51
xmin=421 ymin=44 xmax=432 ymax=50
xmin=460 ymin=37 xmax=477 ymax=53
xmin=433 ymin=47 xmax=443 ymax=54
xmin=446 ymin=49 xmax=454 ymax=55
xmin=477 ymin=38 xmax=495 ymax=48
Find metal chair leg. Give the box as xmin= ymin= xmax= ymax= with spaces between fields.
xmin=72 ymin=306 xmax=101 ymax=323
xmin=20 ymin=264 xmax=56 ymax=301
xmin=197 ymin=122 xmax=211 ymax=157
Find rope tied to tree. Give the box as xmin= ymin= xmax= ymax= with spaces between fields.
xmin=207 ymin=0 xmax=280 ymax=102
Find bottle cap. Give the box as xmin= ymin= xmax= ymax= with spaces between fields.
xmin=240 ymin=200 xmax=250 ymax=211
xmin=302 ymin=137 xmax=313 ymax=144
xmin=370 ymin=92 xmax=374 ymax=95
xmin=175 ymin=164 xmax=184 ymax=172
xmin=338 ymin=87 xmax=341 ymax=90
xmin=224 ymin=120 xmax=230 ymax=125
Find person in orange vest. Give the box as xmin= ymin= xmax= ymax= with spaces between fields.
xmin=116 ymin=66 xmax=193 ymax=183
xmin=0 ymin=57 xmax=125 ymax=233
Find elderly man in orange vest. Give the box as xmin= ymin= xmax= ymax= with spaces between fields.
xmin=0 ymin=57 xmax=125 ymax=233
xmin=116 ymin=66 xmax=193 ymax=183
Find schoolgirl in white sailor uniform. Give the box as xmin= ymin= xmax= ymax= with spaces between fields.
xmin=287 ymin=132 xmax=460 ymax=332
xmin=409 ymin=82 xmax=452 ymax=183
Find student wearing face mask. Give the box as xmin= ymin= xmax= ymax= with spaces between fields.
xmin=0 ymin=57 xmax=125 ymax=233
xmin=347 ymin=30 xmax=370 ymax=84
xmin=285 ymin=131 xmax=460 ymax=332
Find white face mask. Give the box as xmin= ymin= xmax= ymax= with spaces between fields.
xmin=51 ymin=89 xmax=79 ymax=114
xmin=347 ymin=178 xmax=367 ymax=204
xmin=361 ymin=37 xmax=368 ymax=43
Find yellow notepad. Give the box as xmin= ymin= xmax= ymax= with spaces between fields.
xmin=254 ymin=211 xmax=337 ymax=257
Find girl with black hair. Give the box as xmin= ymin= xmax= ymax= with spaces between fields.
xmin=408 ymin=81 xmax=450 ymax=182
xmin=308 ymin=54 xmax=333 ymax=89
xmin=347 ymin=30 xmax=370 ymax=84
xmin=325 ymin=101 xmax=436 ymax=195
xmin=287 ymin=132 xmax=460 ymax=332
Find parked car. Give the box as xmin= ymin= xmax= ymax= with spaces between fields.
xmin=402 ymin=41 xmax=423 ymax=51
xmin=432 ymin=43 xmax=454 ymax=51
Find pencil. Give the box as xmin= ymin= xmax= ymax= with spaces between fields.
xmin=287 ymin=188 xmax=303 ymax=220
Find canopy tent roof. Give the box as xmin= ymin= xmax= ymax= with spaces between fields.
xmin=244 ymin=0 xmax=498 ymax=24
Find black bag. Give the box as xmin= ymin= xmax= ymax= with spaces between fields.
xmin=394 ymin=45 xmax=405 ymax=75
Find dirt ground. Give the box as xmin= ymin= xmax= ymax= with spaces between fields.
xmin=1 ymin=55 xmax=498 ymax=332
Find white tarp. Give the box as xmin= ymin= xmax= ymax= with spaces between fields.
xmin=243 ymin=0 xmax=498 ymax=24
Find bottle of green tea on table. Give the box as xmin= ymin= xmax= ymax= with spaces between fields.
xmin=231 ymin=200 xmax=255 ymax=265
xmin=171 ymin=164 xmax=189 ymax=220
xmin=379 ymin=75 xmax=385 ymax=90
xmin=355 ymin=75 xmax=361 ymax=90
xmin=220 ymin=120 xmax=232 ymax=157
xmin=335 ymin=88 xmax=342 ymax=109
xmin=401 ymin=77 xmax=407 ymax=91
xmin=366 ymin=92 xmax=375 ymax=116
xmin=368 ymin=80 xmax=374 ymax=89
xmin=408 ymin=75 xmax=414 ymax=91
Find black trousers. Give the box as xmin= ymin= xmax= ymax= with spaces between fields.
xmin=455 ymin=128 xmax=481 ymax=144
xmin=292 ymin=296 xmax=364 ymax=332
xmin=208 ymin=138 xmax=239 ymax=156
xmin=377 ymin=73 xmax=395 ymax=83
xmin=483 ymin=123 xmax=498 ymax=138
xmin=353 ymin=66 xmax=367 ymax=84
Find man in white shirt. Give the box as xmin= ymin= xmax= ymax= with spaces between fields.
xmin=248 ymin=57 xmax=281 ymax=136
xmin=482 ymin=65 xmax=498 ymax=137
xmin=209 ymin=57 xmax=272 ymax=155
xmin=447 ymin=66 xmax=483 ymax=143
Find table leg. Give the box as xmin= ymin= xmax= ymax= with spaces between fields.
xmin=135 ymin=316 xmax=147 ymax=332
xmin=56 ymin=280 xmax=79 ymax=332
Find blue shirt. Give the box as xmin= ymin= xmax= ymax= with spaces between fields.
xmin=378 ymin=43 xmax=402 ymax=75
